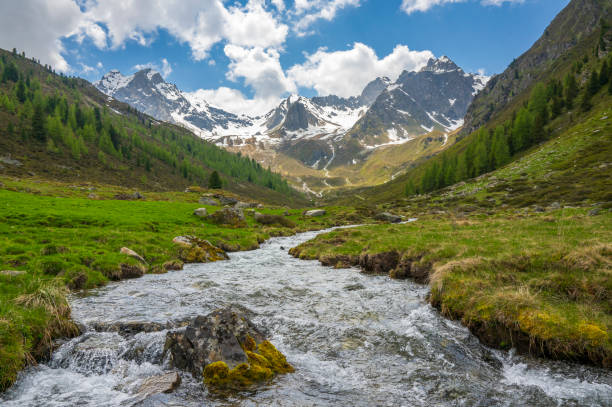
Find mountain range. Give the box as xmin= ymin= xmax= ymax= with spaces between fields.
xmin=95 ymin=57 xmax=488 ymax=192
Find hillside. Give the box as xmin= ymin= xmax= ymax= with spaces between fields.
xmin=326 ymin=1 xmax=612 ymax=206
xmin=463 ymin=0 xmax=611 ymax=136
xmin=0 ymin=49 xmax=306 ymax=207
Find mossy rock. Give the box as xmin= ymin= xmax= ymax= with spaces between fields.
xmin=174 ymin=237 xmax=228 ymax=263
xmin=203 ymin=338 xmax=294 ymax=391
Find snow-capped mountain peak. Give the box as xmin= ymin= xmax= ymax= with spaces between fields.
xmin=420 ymin=56 xmax=461 ymax=74
xmin=95 ymin=70 xmax=133 ymax=96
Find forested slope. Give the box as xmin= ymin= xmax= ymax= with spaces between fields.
xmin=0 ymin=48 xmax=306 ymax=206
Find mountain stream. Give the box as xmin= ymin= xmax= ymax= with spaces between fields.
xmin=2 ymin=228 xmax=611 ymax=406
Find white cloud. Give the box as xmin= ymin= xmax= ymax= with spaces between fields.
xmin=132 ymin=58 xmax=173 ymax=78
xmin=400 ymin=0 xmax=523 ymax=14
xmin=270 ymin=0 xmax=286 ymax=12
xmin=224 ymin=45 xmax=296 ymax=99
xmin=288 ymin=42 xmax=433 ymax=97
xmin=82 ymin=0 xmax=287 ymax=61
xmin=0 ymin=0 xmax=94 ymax=72
xmin=187 ymin=87 xmax=281 ymax=116
xmin=293 ymin=0 xmax=361 ymax=33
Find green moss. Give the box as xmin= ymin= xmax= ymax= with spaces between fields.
xmin=203 ymin=339 xmax=294 ymax=390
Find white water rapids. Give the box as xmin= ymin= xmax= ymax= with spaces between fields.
xmin=2 ymin=228 xmax=611 ymax=406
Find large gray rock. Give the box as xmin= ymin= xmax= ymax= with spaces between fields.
xmin=214 ymin=194 xmax=238 ymax=206
xmin=199 ymin=196 xmax=220 ymax=206
xmin=208 ymin=208 xmax=246 ymax=226
xmin=163 ymin=307 xmax=265 ymax=378
xmin=375 ymin=212 xmax=402 ymax=223
xmin=304 ymin=209 xmax=326 ymax=217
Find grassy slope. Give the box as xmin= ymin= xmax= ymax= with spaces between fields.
xmin=289 ymin=100 xmax=612 ymax=367
xmin=0 ymin=176 xmax=374 ymax=391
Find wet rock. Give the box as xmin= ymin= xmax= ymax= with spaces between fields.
xmin=199 ymin=196 xmax=220 ymax=206
xmin=375 ymin=212 xmax=402 ymax=223
xmin=172 ymin=236 xmax=228 ymax=263
xmin=120 ymin=247 xmax=147 ymax=264
xmin=193 ymin=208 xmax=208 ymax=218
xmin=137 ymin=372 xmax=181 ymax=397
xmin=343 ymin=283 xmax=365 ymax=291
xmin=164 ymin=307 xmax=294 ymax=391
xmin=91 ymin=321 xmax=168 ymax=336
xmin=304 ymin=209 xmax=326 ymax=217
xmin=208 ymin=208 xmax=246 ymax=227
xmin=164 ymin=307 xmax=267 ymax=377
xmin=162 ymin=260 xmax=184 ymax=271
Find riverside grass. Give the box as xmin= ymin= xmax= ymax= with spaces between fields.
xmin=0 ymin=178 xmax=368 ymax=391
xmin=291 ymin=210 xmax=612 ymax=367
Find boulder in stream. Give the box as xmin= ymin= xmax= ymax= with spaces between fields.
xmin=172 ymin=236 xmax=228 ymax=263
xmin=164 ymin=307 xmax=294 ymax=390
xmin=137 ymin=372 xmax=181 ymax=397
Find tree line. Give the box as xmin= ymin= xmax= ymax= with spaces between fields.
xmin=406 ymin=50 xmax=612 ymax=196
xmin=0 ymin=52 xmax=293 ymax=195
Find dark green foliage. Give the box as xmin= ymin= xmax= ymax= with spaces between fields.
xmin=563 ymin=73 xmax=578 ymax=109
xmin=2 ymin=61 xmax=19 ymax=83
xmin=31 ymin=102 xmax=46 ymax=141
xmin=15 ymin=78 xmax=26 ymax=102
xmin=208 ymin=170 xmax=222 ymax=189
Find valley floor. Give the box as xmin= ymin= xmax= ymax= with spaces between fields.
xmin=0 ymin=177 xmax=370 ymax=391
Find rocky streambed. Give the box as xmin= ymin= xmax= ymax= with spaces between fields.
xmin=2 ymin=228 xmax=612 ymax=406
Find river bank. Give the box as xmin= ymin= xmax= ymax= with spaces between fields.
xmin=0 ymin=178 xmax=373 ymax=391
xmin=289 ymin=209 xmax=612 ymax=368
xmin=3 ymin=229 xmax=611 ymax=406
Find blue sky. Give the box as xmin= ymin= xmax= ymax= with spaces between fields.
xmin=0 ymin=0 xmax=570 ymax=115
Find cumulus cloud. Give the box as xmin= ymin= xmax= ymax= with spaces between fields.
xmin=133 ymin=58 xmax=173 ymax=78
xmin=288 ymin=42 xmax=433 ymax=97
xmin=0 ymin=0 xmax=96 ymax=72
xmin=293 ymin=0 xmax=361 ymax=33
xmin=187 ymin=87 xmax=282 ymax=117
xmin=400 ymin=0 xmax=523 ymax=14
xmin=82 ymin=0 xmax=287 ymax=61
xmin=224 ymin=45 xmax=296 ymax=99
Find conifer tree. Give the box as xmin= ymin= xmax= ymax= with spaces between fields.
xmin=31 ymin=103 xmax=46 ymax=141
xmin=208 ymin=170 xmax=222 ymax=189
xmin=563 ymin=73 xmax=578 ymax=109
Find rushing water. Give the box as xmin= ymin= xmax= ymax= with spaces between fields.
xmin=3 ymin=228 xmax=612 ymax=406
